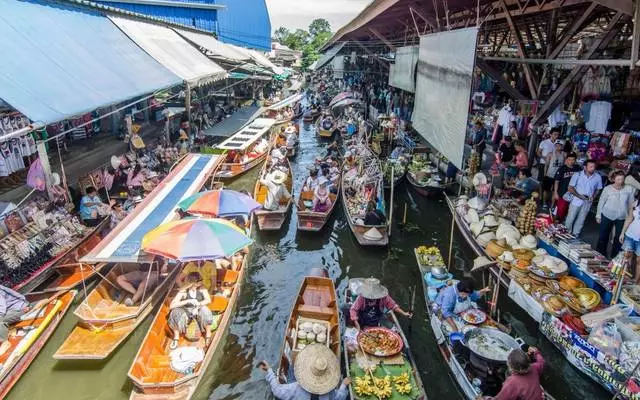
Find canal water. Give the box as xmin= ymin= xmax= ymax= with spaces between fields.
xmin=7 ymin=122 xmax=610 ymax=400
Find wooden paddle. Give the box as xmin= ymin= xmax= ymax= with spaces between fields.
xmin=408 ymin=286 xmax=416 ymax=337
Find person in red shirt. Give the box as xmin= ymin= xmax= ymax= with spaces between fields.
xmin=514 ymin=141 xmax=529 ymax=169
xmin=484 ymin=347 xmax=545 ymax=400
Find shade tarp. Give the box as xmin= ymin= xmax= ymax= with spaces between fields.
xmin=228 ymin=44 xmax=283 ymax=74
xmin=110 ymin=16 xmax=227 ymax=85
xmin=81 ymin=154 xmax=221 ymax=263
xmin=216 ymin=118 xmax=276 ymax=150
xmin=311 ymin=42 xmax=347 ymax=71
xmin=267 ymin=94 xmax=304 ymax=111
xmin=0 ymin=0 xmax=181 ymax=124
xmin=174 ymin=28 xmax=251 ymax=63
xmin=389 ymin=45 xmax=418 ymax=93
xmin=412 ymin=28 xmax=478 ymax=169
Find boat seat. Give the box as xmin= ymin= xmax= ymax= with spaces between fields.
xmin=149 ymin=355 xmax=170 ymax=368
xmin=297 ymin=304 xmax=334 ymax=317
xmin=208 ymin=296 xmax=229 ymax=313
xmin=219 ymin=269 xmax=239 ymax=285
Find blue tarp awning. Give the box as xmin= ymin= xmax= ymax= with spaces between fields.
xmin=0 ymin=0 xmax=182 ymax=124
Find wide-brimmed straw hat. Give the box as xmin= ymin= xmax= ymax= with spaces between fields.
xmin=294 ymin=344 xmax=341 ymax=394
xmin=357 ymin=277 xmax=389 ymax=299
xmin=269 ymin=170 xmax=287 ymax=185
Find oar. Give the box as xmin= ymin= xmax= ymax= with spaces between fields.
xmin=408 ymin=285 xmax=416 ymax=337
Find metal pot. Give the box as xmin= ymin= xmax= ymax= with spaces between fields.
xmin=431 ymin=266 xmax=449 ymax=280
xmin=463 ymin=327 xmax=524 ymax=365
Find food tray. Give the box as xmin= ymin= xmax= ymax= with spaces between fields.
xmin=461 ymin=309 xmax=487 ymax=325
xmin=358 ymin=327 xmax=403 ymax=357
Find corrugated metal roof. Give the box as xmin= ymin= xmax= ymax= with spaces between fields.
xmin=93 ymin=1 xmax=218 ymax=31
xmin=214 ymin=0 xmax=271 ymax=51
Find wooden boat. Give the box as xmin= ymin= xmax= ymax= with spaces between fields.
xmin=253 ymin=156 xmax=293 ymax=231
xmin=263 ymin=94 xmax=304 ymax=128
xmin=14 ymin=217 xmax=110 ymax=294
xmin=213 ymin=118 xmax=277 ymax=179
xmin=343 ymin=311 xmax=427 ymax=400
xmin=276 ymin=276 xmax=340 ymax=385
xmin=316 ymin=118 xmax=335 ymax=138
xmin=406 ymin=172 xmax=450 ymax=197
xmin=341 ymin=147 xmax=389 ymax=246
xmin=272 ymin=126 xmax=298 ymax=158
xmin=0 ymin=290 xmax=76 ymax=398
xmin=382 ymin=160 xmax=407 ymax=190
xmin=297 ymin=170 xmax=341 ymax=232
xmin=127 ymin=222 xmax=252 ymax=399
xmin=53 ymin=263 xmax=180 ymax=360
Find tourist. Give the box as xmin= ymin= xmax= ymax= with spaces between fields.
xmin=260 ymin=170 xmax=291 ymax=211
xmin=303 ymin=169 xmax=319 ymax=192
xmin=596 ymin=170 xmax=635 ymax=257
xmin=537 ymin=128 xmax=560 ymax=181
xmin=507 ymin=121 xmax=519 ymax=141
xmin=109 ymin=202 xmax=128 ymax=230
xmin=127 ymin=164 xmax=145 ymax=191
xmin=482 ymin=347 xmax=545 ymax=400
xmin=471 ymin=120 xmax=487 ymax=157
xmin=515 ymin=168 xmax=538 ymax=199
xmin=435 ymin=279 xmax=490 ymax=332
xmin=553 ymin=152 xmax=581 ymax=221
xmin=621 ymin=191 xmax=640 ymax=282
xmin=364 ymin=200 xmax=386 ymax=225
xmin=177 ymin=260 xmax=217 ymax=294
xmin=79 ymin=186 xmax=105 ymax=227
xmin=0 ymin=285 xmax=30 ymax=345
xmin=116 ymin=258 xmax=168 ymax=306
xmin=349 ymin=278 xmax=412 ymax=330
xmin=167 ymin=272 xmax=213 ymax=349
xmin=565 ymin=160 xmax=603 ymax=236
xmin=313 ymin=177 xmax=332 ymax=212
xmin=514 ymin=141 xmax=529 ymax=169
xmin=259 ymin=344 xmax=350 ymax=400
xmin=498 ymin=136 xmax=515 ymax=163
xmin=543 ymin=140 xmax=565 ymax=206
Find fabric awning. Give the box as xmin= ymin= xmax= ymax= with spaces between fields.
xmin=267 ymin=94 xmax=304 ymax=110
xmin=216 ymin=118 xmax=276 ymax=150
xmin=311 ymin=42 xmax=347 ymax=71
xmin=228 ymin=44 xmax=283 ymax=75
xmin=110 ymin=16 xmax=227 ymax=86
xmin=81 ymin=154 xmax=221 ymax=263
xmin=0 ymin=0 xmax=181 ymax=125
xmin=174 ymin=28 xmax=251 ymax=63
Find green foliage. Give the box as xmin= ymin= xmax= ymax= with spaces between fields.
xmin=274 ymin=19 xmax=332 ymax=70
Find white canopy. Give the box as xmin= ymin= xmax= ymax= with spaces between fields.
xmin=228 ymin=44 xmax=284 ymax=74
xmin=267 ymin=93 xmax=304 ymax=111
xmin=109 ymin=16 xmax=227 ymax=85
xmin=311 ymin=42 xmax=347 ymax=71
xmin=217 ymin=118 xmax=276 ymax=150
xmin=174 ymin=28 xmax=250 ymax=63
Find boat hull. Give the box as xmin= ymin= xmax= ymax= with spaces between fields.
xmin=407 ymin=173 xmax=446 ymax=198
xmin=340 ymin=178 xmax=388 ymax=247
xmin=214 ymin=152 xmax=267 ymax=179
xmin=253 ymin=156 xmax=293 ymax=231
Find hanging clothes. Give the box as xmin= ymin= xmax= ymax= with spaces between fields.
xmin=548 ymin=106 xmax=567 ymax=128
xmin=585 ymin=101 xmax=612 ymax=134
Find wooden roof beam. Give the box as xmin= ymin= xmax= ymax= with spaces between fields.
xmin=368 ymin=27 xmax=396 ymax=50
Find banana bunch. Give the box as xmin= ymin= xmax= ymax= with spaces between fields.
xmin=416 ymin=246 xmax=440 ymax=255
xmin=373 ymin=376 xmax=393 ymax=399
xmin=354 ymin=376 xmax=374 ymax=397
xmin=393 ymin=372 xmax=412 ymax=394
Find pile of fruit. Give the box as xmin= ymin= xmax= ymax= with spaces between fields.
xmin=516 ymin=192 xmax=538 ymax=235
xmin=416 ymin=246 xmax=444 ymax=266
xmin=353 ymin=372 xmax=414 ymax=399
xmin=393 ymin=372 xmax=412 ymax=395
xmin=468 ymin=151 xmax=481 ymax=178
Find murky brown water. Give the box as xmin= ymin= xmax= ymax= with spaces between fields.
xmin=7 ymin=122 xmax=609 ymax=400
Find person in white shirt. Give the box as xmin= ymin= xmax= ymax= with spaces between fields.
xmin=537 ymin=129 xmax=560 ymax=182
xmin=303 ymin=169 xmax=320 ymax=192
xmin=620 ymin=191 xmax=640 ymax=282
xmin=260 ymin=170 xmax=291 ymax=211
xmin=565 ymin=160 xmax=603 ymax=236
xmin=596 ymin=170 xmax=635 ymax=257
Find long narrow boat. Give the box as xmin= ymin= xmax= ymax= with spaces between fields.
xmin=343 ymin=311 xmax=427 ymax=400
xmin=253 ymin=156 xmax=293 ymax=231
xmin=127 ymin=220 xmax=252 ymax=399
xmin=272 ymin=125 xmax=298 ymax=158
xmin=14 ymin=217 xmax=110 ymax=294
xmin=316 ymin=118 xmax=334 ymax=138
xmin=262 ymin=93 xmax=304 ymax=128
xmin=213 ymin=118 xmax=277 ymax=179
xmin=53 ymin=263 xmax=180 ymax=360
xmin=341 ymin=147 xmax=389 ymax=246
xmin=297 ymin=169 xmax=341 ymax=232
xmin=0 ymin=290 xmax=76 ymax=398
xmin=407 ymin=172 xmax=449 ymax=197
xmin=276 ymin=276 xmax=340 ymax=384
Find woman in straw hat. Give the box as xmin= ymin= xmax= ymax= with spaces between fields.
xmin=312 ymin=177 xmax=332 ymax=212
xmin=259 ymin=170 xmax=291 ymax=211
xmin=349 ymin=278 xmax=412 ymax=330
xmin=259 ymin=343 xmax=350 ymax=400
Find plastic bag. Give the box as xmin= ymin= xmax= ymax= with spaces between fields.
xmin=581 ymin=304 xmax=634 ymax=329
xmin=588 ymin=321 xmax=622 ymax=359
xmin=26 ymin=158 xmax=45 ymax=191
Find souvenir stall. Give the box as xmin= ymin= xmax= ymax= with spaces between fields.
xmin=0 ymin=108 xmax=40 ymax=194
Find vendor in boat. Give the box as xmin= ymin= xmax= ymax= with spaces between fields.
xmin=259 ymin=343 xmax=350 ymax=400
xmin=349 ymin=278 xmax=412 ymax=330
xmin=481 ymin=347 xmax=545 ymax=400
xmin=79 ymin=186 xmax=107 ymax=227
xmin=168 ymin=271 xmax=214 ymax=349
xmin=364 ymin=200 xmax=386 ymax=226
xmin=260 ymin=170 xmax=291 ymax=211
xmin=285 ymin=126 xmax=297 ymax=148
xmin=434 ymin=279 xmax=490 ymax=332
xmin=177 ymin=260 xmax=217 ymax=294
xmin=343 ymin=151 xmax=356 ymax=170
xmin=321 ymin=114 xmax=334 ymax=130
xmin=116 ymin=257 xmax=169 ymax=306
xmin=303 ymin=169 xmax=320 ymax=192
xmin=313 ymin=177 xmax=332 ymax=212
xmin=0 ymin=285 xmax=30 ymax=346
xmin=326 ymin=140 xmax=340 ymax=158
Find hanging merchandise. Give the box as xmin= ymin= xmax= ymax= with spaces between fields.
xmin=610 ymin=132 xmax=631 ymax=157
xmin=548 ymin=105 xmax=567 ymax=128
xmin=584 ymin=101 xmax=612 ymax=134
xmin=26 ymin=157 xmax=45 ymax=191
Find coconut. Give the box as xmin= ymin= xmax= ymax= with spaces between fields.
xmin=316 ymin=332 xmax=327 ymax=344
xmin=306 ymin=332 xmax=316 ymax=342
xmin=297 ymin=343 xmax=306 ymax=350
xmin=300 ymin=321 xmax=313 ymax=332
xmin=312 ymin=323 xmax=326 ymax=335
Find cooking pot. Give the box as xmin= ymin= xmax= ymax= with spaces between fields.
xmin=431 ymin=266 xmax=449 ymax=280
xmin=462 ymin=327 xmax=524 ymax=365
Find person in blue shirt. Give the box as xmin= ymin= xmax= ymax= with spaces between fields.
xmin=79 ymin=186 xmax=105 ymax=227
xmin=435 ymin=279 xmax=490 ymax=332
xmin=515 ymin=168 xmax=539 ymax=199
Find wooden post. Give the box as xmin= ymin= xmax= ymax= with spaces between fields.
xmin=388 ymin=165 xmax=395 ymax=237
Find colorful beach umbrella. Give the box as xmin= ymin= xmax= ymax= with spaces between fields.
xmin=329 ymin=92 xmax=354 ymax=107
xmin=141 ymin=218 xmax=252 ymax=261
xmin=177 ymin=189 xmax=261 ymax=217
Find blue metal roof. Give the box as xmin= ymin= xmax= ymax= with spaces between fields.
xmin=0 ymin=0 xmax=181 ymax=124
xmin=93 ymin=0 xmax=218 ymax=32
xmin=214 ymin=0 xmax=271 ymax=51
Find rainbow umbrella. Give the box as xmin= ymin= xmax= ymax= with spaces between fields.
xmin=141 ymin=218 xmax=252 ymax=261
xmin=177 ymin=189 xmax=261 ymax=217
